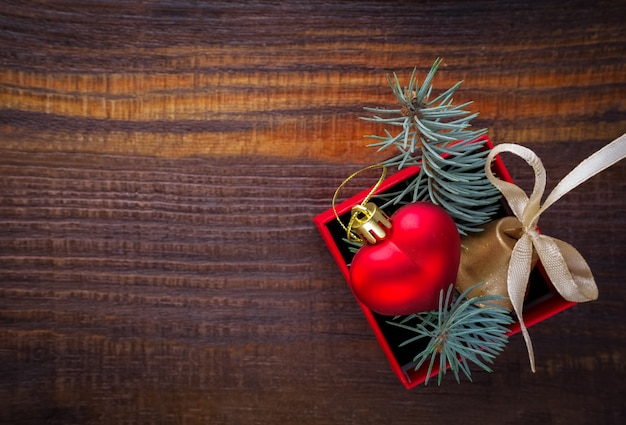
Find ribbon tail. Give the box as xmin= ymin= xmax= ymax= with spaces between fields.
xmin=534 ymin=235 xmax=598 ymax=302
xmin=535 ymin=133 xmax=626 ymax=221
xmin=508 ymin=234 xmax=536 ymax=372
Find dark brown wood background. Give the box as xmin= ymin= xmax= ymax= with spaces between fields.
xmin=1 ymin=1 xmax=625 ymax=424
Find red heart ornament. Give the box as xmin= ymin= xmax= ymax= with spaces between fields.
xmin=349 ymin=202 xmax=461 ymax=316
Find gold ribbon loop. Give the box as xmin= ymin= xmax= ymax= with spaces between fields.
xmin=332 ymin=164 xmax=387 ymax=243
xmin=485 ymin=133 xmax=626 ymax=372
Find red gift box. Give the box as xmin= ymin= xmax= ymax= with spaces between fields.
xmin=313 ymin=135 xmax=577 ymax=389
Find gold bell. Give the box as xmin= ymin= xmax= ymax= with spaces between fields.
xmin=455 ymin=216 xmax=538 ymax=310
xmin=350 ymin=202 xmax=391 ymax=244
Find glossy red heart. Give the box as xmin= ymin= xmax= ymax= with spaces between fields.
xmin=349 ymin=202 xmax=461 ymax=316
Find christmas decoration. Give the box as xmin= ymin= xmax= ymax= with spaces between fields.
xmin=314 ymin=159 xmax=551 ymax=388
xmin=456 ymin=216 xmax=538 ymax=311
xmin=314 ymin=58 xmax=626 ymax=388
xmin=388 ymin=282 xmax=514 ymax=385
xmin=348 ymin=201 xmax=461 ymax=316
xmin=480 ymin=138 xmax=626 ymax=372
xmin=362 ymin=57 xmax=501 ymax=234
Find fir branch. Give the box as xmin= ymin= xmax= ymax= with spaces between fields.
xmin=388 ymin=282 xmax=514 ymax=386
xmin=362 ymin=58 xmax=502 ymax=234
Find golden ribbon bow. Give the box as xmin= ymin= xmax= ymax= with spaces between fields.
xmin=485 ymin=133 xmax=626 ymax=372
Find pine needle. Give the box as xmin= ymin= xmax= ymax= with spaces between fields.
xmin=363 ymin=58 xmax=502 ymax=234
xmin=387 ymin=282 xmax=514 ymax=386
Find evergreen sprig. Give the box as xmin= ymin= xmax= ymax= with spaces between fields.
xmin=362 ymin=58 xmax=502 ymax=234
xmin=388 ymin=283 xmax=514 ymax=386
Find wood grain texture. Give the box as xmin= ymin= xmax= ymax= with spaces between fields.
xmin=1 ymin=1 xmax=625 ymax=424
xmin=1 ymin=0 xmax=625 ymax=161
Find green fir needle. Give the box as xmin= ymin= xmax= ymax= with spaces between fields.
xmin=388 ymin=282 xmax=514 ymax=386
xmin=362 ymin=58 xmax=502 ymax=234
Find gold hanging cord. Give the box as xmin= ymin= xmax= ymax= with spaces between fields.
xmin=331 ymin=164 xmax=387 ymax=243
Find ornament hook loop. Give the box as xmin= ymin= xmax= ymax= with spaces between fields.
xmin=331 ymin=164 xmax=388 ymax=243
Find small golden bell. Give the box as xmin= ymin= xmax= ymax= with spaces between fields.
xmin=350 ymin=202 xmax=391 ymax=244
xmin=455 ymin=216 xmax=538 ymax=310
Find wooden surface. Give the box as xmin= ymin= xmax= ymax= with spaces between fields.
xmin=1 ymin=1 xmax=625 ymax=424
